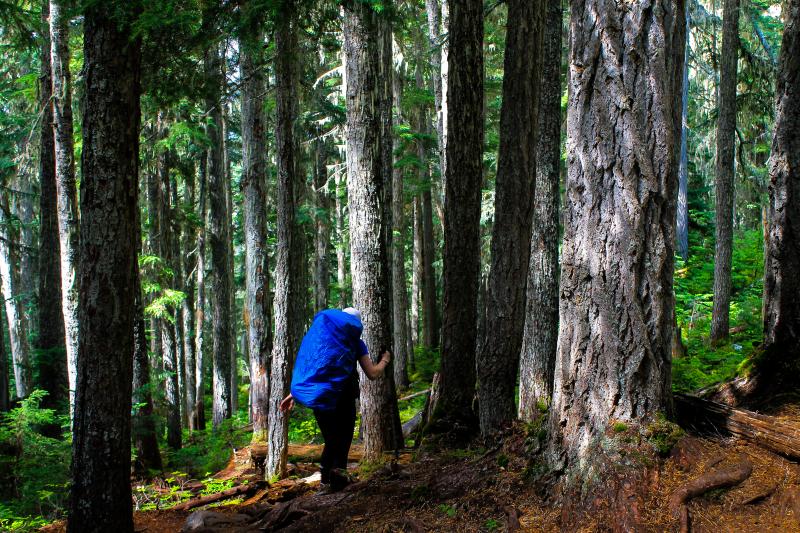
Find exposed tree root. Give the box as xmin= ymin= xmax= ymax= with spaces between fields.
xmin=669 ymin=460 xmax=753 ymax=532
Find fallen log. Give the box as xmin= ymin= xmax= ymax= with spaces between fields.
xmin=174 ymin=482 xmax=263 ymax=512
xmin=398 ymin=389 xmax=431 ymax=402
xmin=674 ymin=393 xmax=800 ymax=461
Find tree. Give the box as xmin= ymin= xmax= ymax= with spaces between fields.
xmin=37 ymin=0 xmax=68 ymax=411
xmin=343 ymin=0 xmax=403 ymax=458
xmin=240 ymin=7 xmax=271 ymax=443
xmin=425 ymin=0 xmax=447 ymax=181
xmin=676 ymin=7 xmax=691 ymax=261
xmin=477 ymin=0 xmax=544 ymax=436
xmin=68 ymin=0 xmax=141 ymax=529
xmin=761 ymin=0 xmax=800 ymax=389
xmin=194 ymin=152 xmax=208 ymax=431
xmin=203 ymin=19 xmax=233 ymax=428
xmin=518 ymin=0 xmax=562 ymax=423
xmin=711 ymin=0 xmax=740 ymax=343
xmin=548 ymin=0 xmax=685 ymax=472
xmin=49 ymin=0 xmax=80 ymax=415
xmin=434 ymin=0 xmax=483 ymax=435
xmin=313 ymin=142 xmax=331 ymax=312
xmin=268 ymin=2 xmax=303 ymax=478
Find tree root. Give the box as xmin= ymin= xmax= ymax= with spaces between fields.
xmin=669 ymin=460 xmax=753 ymax=532
xmin=174 ymin=482 xmax=263 ymax=511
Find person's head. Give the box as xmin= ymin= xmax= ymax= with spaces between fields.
xmin=342 ymin=307 xmax=361 ymax=321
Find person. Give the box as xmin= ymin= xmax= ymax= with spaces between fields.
xmin=280 ymin=307 xmax=391 ymax=491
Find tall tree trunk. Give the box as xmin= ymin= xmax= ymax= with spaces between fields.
xmin=411 ymin=198 xmax=422 ymax=346
xmin=335 ymin=168 xmax=348 ymax=308
xmin=518 ymin=0 xmax=562 ymax=423
xmin=68 ymin=2 xmax=140 ymax=528
xmin=38 ymin=0 xmax=68 ymax=410
xmin=343 ymin=0 xmax=403 ymax=458
xmin=391 ymin=74 xmax=410 ymax=389
xmin=0 ymin=307 xmax=8 ymax=411
xmin=0 ymin=192 xmax=32 ymax=399
xmin=181 ymin=169 xmax=197 ymax=430
xmin=14 ymin=176 xmax=36 ymax=333
xmin=425 ymin=0 xmax=446 ymax=181
xmin=549 ymin=0 xmax=685 ymax=473
xmin=240 ymin=17 xmax=272 ymax=443
xmin=676 ymin=7 xmax=691 ymax=261
xmin=205 ymin=39 xmax=233 ymax=428
xmin=194 ymin=153 xmax=207 ymax=431
xmin=171 ymin=177 xmax=188 ymax=429
xmin=711 ymin=0 xmax=739 ymax=343
xmin=49 ymin=0 xmax=80 ymax=418
xmin=132 ymin=206 xmax=161 ymax=473
xmin=223 ymin=103 xmax=238 ymax=415
xmin=313 ymin=143 xmax=331 ymax=312
xmin=761 ymin=0 xmax=800 ymax=387
xmin=160 ymin=163 xmax=181 ymax=449
xmin=435 ymin=0 xmax=483 ymax=432
xmin=478 ymin=0 xmax=544 ymax=435
xmin=268 ymin=4 xmax=303 ymax=478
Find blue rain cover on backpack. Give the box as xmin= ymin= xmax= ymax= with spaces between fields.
xmin=290 ymin=309 xmax=364 ymax=411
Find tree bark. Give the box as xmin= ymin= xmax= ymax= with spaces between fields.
xmin=38 ymin=0 xmax=68 ymax=411
xmin=518 ymin=0 xmax=562 ymax=423
xmin=240 ymin=16 xmax=272 ymax=443
xmin=425 ymin=0 xmax=446 ymax=182
xmin=343 ymin=0 xmax=403 ymax=458
xmin=182 ymin=168 xmax=197 ymax=430
xmin=676 ymin=7 xmax=691 ymax=261
xmin=49 ymin=0 xmax=80 ymax=415
xmin=391 ymin=74 xmax=410 ymax=389
xmin=477 ymin=0 xmax=544 ymax=436
xmin=204 ymin=37 xmax=233 ymax=428
xmin=0 ymin=191 xmax=32 ymax=399
xmin=411 ymin=198 xmax=422 ymax=346
xmin=711 ymin=0 xmax=739 ymax=343
xmin=435 ymin=0 xmax=483 ymax=431
xmin=761 ymin=0 xmax=800 ymax=385
xmin=68 ymin=2 xmax=140 ymax=529
xmin=160 ymin=161 xmax=181 ymax=449
xmin=0 ymin=306 xmax=7 ymax=411
xmin=313 ymin=143 xmax=331 ymax=312
xmin=268 ymin=4 xmax=304 ymax=479
xmin=170 ymin=176 xmax=188 ymax=429
xmin=549 ymin=0 xmax=686 ymax=472
xmin=194 ymin=152 xmax=208 ymax=431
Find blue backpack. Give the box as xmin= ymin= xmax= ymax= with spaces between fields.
xmin=290 ymin=309 xmax=364 ymax=411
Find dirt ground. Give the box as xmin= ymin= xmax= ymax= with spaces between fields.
xmin=41 ymin=417 xmax=800 ymax=532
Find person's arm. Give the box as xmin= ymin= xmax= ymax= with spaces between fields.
xmin=279 ymin=393 xmax=294 ymax=413
xmin=358 ymin=350 xmax=392 ymax=380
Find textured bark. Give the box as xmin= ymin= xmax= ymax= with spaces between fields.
xmin=14 ymin=174 xmax=36 ymax=334
xmin=68 ymin=2 xmax=140 ymax=529
xmin=204 ymin=38 xmax=232 ymax=428
xmin=477 ymin=0 xmax=544 ymax=435
xmin=0 ymin=191 xmax=32 ymax=399
xmin=549 ymin=0 xmax=685 ymax=471
xmin=0 ymin=307 xmax=7 ymax=411
xmin=421 ymin=168 xmax=437 ymax=349
xmin=676 ymin=7 xmax=691 ymax=261
xmin=711 ymin=0 xmax=739 ymax=343
xmin=411 ymin=198 xmax=422 ymax=345
xmin=38 ymin=0 xmax=68 ymax=410
xmin=268 ymin=6 xmax=303 ymax=479
xmin=313 ymin=144 xmax=331 ymax=312
xmin=425 ymin=0 xmax=446 ymax=180
xmin=240 ymin=20 xmax=272 ymax=443
xmin=171 ymin=178 xmax=188 ymax=430
xmin=762 ymin=0 xmax=800 ymax=381
xmin=160 ymin=164 xmax=182 ymax=449
xmin=49 ymin=0 xmax=80 ymax=414
xmin=391 ymin=76 xmax=410 ymax=389
xmin=181 ymin=170 xmax=197 ymax=430
xmin=518 ymin=0 xmax=562 ymax=423
xmin=343 ymin=0 xmax=403 ymax=458
xmin=436 ymin=0 xmax=483 ymax=429
xmin=334 ymin=169 xmax=348 ymax=308
xmin=223 ymin=105 xmax=238 ymax=416
xmin=194 ymin=153 xmax=208 ymax=431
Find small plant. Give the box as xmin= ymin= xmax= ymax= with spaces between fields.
xmin=484 ymin=518 xmax=499 ymax=531
xmin=612 ymin=421 xmax=628 ymax=433
xmin=497 ymin=453 xmax=509 ymax=469
xmin=438 ymin=503 xmax=457 ymax=518
xmin=645 ymin=413 xmax=684 ymax=455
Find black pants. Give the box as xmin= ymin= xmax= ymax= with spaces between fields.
xmin=313 ymin=395 xmax=356 ymax=483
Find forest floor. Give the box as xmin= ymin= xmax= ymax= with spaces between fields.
xmin=40 ymin=402 xmax=800 ymax=532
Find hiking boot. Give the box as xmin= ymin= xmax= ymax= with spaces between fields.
xmin=316 ymin=481 xmax=333 ymax=495
xmin=329 ymin=468 xmax=353 ymax=491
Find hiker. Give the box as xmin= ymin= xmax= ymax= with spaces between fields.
xmin=279 ymin=307 xmax=391 ymax=491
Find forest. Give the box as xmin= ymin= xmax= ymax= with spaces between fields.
xmin=0 ymin=0 xmax=798 ymax=531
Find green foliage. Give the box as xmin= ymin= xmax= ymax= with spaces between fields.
xmin=438 ymin=503 xmax=457 ymax=518
xmin=287 ymin=404 xmax=320 ymax=444
xmin=483 ymin=518 xmax=500 ymax=531
xmin=612 ymin=421 xmax=628 ymax=434
xmin=166 ymin=413 xmax=250 ymax=478
xmin=0 ymin=391 xmax=70 ymax=530
xmin=645 ymin=414 xmax=684 ymax=455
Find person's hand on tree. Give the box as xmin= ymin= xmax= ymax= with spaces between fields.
xmin=380 ymin=350 xmax=392 ymax=366
xmin=279 ymin=393 xmax=294 ymax=413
